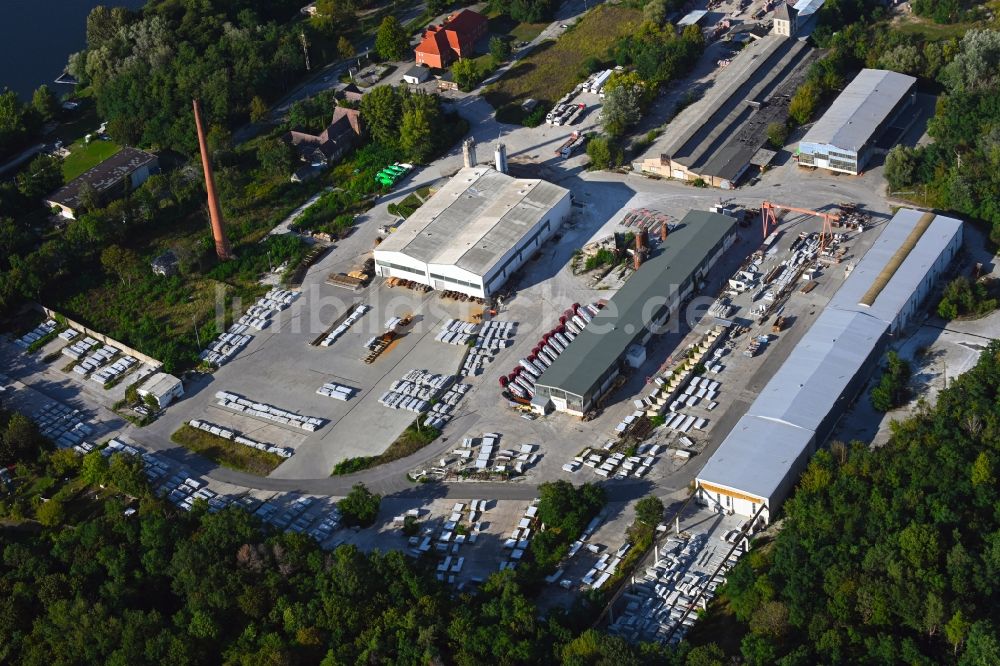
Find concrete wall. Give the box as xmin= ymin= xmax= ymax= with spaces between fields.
xmin=37 ymin=305 xmax=163 ymax=369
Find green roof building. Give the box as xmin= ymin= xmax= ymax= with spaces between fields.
xmin=533 ymin=210 xmax=738 ymax=416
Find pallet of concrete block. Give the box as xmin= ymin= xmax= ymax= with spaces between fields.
xmin=436 ymin=318 xmax=480 ymax=346
xmin=61 ymin=336 xmax=98 ymax=360
xmin=15 ymin=319 xmax=59 ymax=349
xmin=91 ymin=355 xmax=137 ymax=384
xmin=316 ymin=381 xmax=356 ymax=401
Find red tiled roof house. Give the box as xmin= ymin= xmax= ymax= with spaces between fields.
xmin=414 ymin=9 xmax=488 ymax=68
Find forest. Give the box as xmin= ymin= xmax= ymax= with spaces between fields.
xmin=883 ymin=29 xmax=1000 ymax=240
xmin=714 ymin=341 xmax=1000 ymax=664
xmin=0 ymin=413 xmax=731 ymax=666
xmin=66 ymin=0 xmax=320 ymax=152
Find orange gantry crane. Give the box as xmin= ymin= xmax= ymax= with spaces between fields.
xmin=760 ymin=201 xmax=840 ymax=252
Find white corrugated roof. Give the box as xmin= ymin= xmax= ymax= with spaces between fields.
xmin=751 ymin=309 xmax=885 ymax=431
xmin=375 ymin=167 xmax=569 ymax=277
xmin=695 ymin=415 xmax=813 ymax=501
xmin=800 ymin=69 xmax=916 ymax=151
xmin=697 ymin=209 xmax=962 ymax=507
xmin=829 ymin=207 xmax=964 ymax=325
xmin=140 ymin=372 xmax=181 ymax=398
xmin=792 ymin=0 xmax=824 ymax=18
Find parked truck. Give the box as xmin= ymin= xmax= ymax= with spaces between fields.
xmin=556 ymin=131 xmax=585 ymax=158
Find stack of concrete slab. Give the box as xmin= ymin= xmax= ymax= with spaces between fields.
xmin=15 ymin=319 xmax=58 ymax=349
xmin=214 ymin=391 xmax=324 ymax=431
xmin=240 ymin=288 xmax=299 ymax=331
xmin=425 ymin=382 xmax=470 ymax=430
xmin=199 ymin=325 xmax=254 ymax=367
xmin=29 ymin=401 xmax=92 ymax=448
xmin=72 ymin=345 xmax=119 ymax=376
xmin=61 ymin=336 xmax=99 ymax=360
xmin=91 ymin=355 xmax=138 ymax=385
xmin=501 ymin=500 xmax=539 ymax=571
xmin=316 ymin=381 xmax=356 ymax=401
xmin=189 ymin=418 xmax=294 ymax=458
xmin=378 ymin=369 xmax=453 ymax=414
xmin=463 ymin=319 xmax=516 ymax=376
xmin=607 ymin=531 xmax=744 ymax=643
xmin=436 ymin=318 xmax=480 ymax=346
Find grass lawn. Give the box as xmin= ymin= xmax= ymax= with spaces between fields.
xmin=507 ymin=20 xmax=548 ymax=45
xmin=484 ymin=5 xmax=641 ymax=110
xmin=891 ymin=11 xmax=980 ymax=40
xmin=171 ymin=424 xmax=284 ymax=476
xmin=485 ymin=13 xmax=548 ymax=45
xmin=62 ymin=138 xmax=121 ymax=181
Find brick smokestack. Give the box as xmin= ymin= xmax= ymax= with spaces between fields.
xmin=193 ymin=99 xmax=232 ymax=261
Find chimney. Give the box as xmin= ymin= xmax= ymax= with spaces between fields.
xmin=495 ymin=141 xmax=508 ymax=174
xmin=193 ymin=99 xmax=232 ymax=261
xmin=660 ymin=221 xmax=669 ymax=242
xmin=634 ymin=236 xmax=645 ymax=271
xmin=463 ymin=137 xmax=477 ymax=168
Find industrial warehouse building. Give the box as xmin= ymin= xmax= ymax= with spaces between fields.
xmin=373 ymin=167 xmax=571 ymax=298
xmin=797 ymin=69 xmax=917 ymax=175
xmin=533 ymin=210 xmax=738 ymax=416
xmin=45 ymin=147 xmax=158 ymax=219
xmin=695 ymin=208 xmax=963 ymax=524
xmin=634 ymin=34 xmax=815 ymax=188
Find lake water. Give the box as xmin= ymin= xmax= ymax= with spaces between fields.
xmin=0 ymin=0 xmax=147 ymax=101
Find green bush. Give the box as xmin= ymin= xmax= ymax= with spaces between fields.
xmin=584 ymin=248 xmax=618 ymax=271
xmin=522 ymin=105 xmax=547 ymax=128
xmin=870 ymin=351 xmax=911 ymax=412
xmin=937 ymin=276 xmax=998 ymax=320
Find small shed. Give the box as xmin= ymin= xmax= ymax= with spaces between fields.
xmin=402 ymin=65 xmax=432 ymax=85
xmin=138 ymin=372 xmax=184 ymax=408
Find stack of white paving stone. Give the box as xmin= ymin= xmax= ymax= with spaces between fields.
xmin=189 ymin=419 xmax=293 ymax=458
xmin=214 ymin=391 xmax=324 ymax=431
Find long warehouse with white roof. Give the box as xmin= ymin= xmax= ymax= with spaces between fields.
xmin=695 ymin=208 xmax=963 ymax=524
xmin=373 ymin=166 xmax=571 ymax=298
xmin=797 ymin=68 xmax=916 ymax=175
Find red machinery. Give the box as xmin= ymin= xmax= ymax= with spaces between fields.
xmin=761 ymin=201 xmax=840 ymax=252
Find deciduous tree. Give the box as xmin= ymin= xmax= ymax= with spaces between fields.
xmin=375 ymin=16 xmax=408 ymax=61
xmin=339 ymin=483 xmax=380 ymax=526
xmin=31 ymin=85 xmax=60 ymax=123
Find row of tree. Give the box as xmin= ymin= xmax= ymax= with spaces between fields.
xmin=883 ymin=29 xmax=1000 ymax=240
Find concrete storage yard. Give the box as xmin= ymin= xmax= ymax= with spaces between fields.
xmin=3 ymin=0 xmax=989 ymax=642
